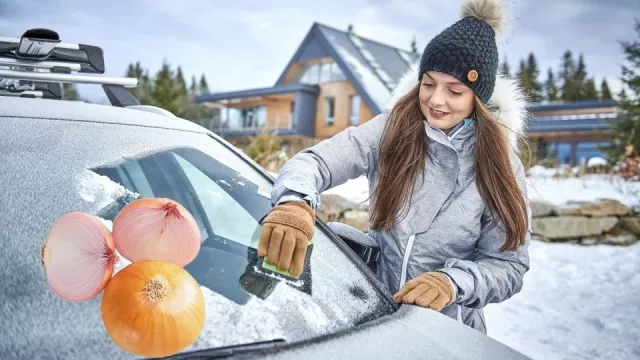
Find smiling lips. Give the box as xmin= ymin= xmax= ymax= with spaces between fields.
xmin=428 ymin=106 xmax=449 ymax=119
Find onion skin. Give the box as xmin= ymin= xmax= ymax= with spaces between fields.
xmin=41 ymin=212 xmax=118 ymax=302
xmin=112 ymin=198 xmax=200 ymax=267
xmin=101 ymin=260 xmax=205 ymax=357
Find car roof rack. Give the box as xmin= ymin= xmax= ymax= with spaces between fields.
xmin=0 ymin=28 xmax=140 ymax=106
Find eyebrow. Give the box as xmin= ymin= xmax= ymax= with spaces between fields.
xmin=424 ymin=73 xmax=463 ymax=86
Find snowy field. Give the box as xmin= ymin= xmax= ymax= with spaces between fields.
xmin=484 ymin=240 xmax=640 ymax=360
xmin=318 ymin=171 xmax=640 ymax=360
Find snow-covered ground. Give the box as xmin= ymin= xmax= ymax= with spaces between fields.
xmin=484 ymin=240 xmax=640 ymax=360
xmin=316 ymin=172 xmax=640 ymax=360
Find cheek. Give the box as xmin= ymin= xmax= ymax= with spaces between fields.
xmin=451 ymin=94 xmax=475 ymax=116
xmin=418 ymin=86 xmax=430 ymax=104
xmin=418 ymin=88 xmax=430 ymax=111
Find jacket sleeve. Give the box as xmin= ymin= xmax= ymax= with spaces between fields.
xmin=271 ymin=113 xmax=387 ymax=210
xmin=437 ymin=153 xmax=531 ymax=309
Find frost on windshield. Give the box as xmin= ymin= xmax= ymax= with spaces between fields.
xmin=180 ymin=231 xmax=388 ymax=351
xmin=75 ymin=169 xmax=139 ymax=213
xmin=94 ymin=209 xmax=387 ymax=351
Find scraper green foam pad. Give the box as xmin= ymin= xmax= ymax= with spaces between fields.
xmin=257 ymin=241 xmax=313 ymax=281
xmin=260 ymin=258 xmax=300 ymax=280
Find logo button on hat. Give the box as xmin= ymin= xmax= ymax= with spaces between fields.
xmin=467 ymin=69 xmax=479 ymax=83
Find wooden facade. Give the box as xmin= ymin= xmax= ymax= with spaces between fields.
xmin=313 ymin=80 xmax=375 ymax=139
xmin=279 ymin=57 xmax=376 ymax=139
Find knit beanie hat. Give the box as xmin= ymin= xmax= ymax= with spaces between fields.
xmin=418 ymin=0 xmax=505 ymax=103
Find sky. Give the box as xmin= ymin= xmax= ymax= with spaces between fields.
xmin=1 ymin=0 xmax=637 ymax=104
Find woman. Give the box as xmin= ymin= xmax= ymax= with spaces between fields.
xmin=257 ymin=0 xmax=531 ymax=333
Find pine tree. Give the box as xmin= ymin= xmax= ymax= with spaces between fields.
xmin=618 ymin=88 xmax=628 ymax=101
xmin=602 ymin=20 xmax=640 ymax=164
xmin=573 ymin=54 xmax=588 ymax=100
xmin=559 ymin=50 xmax=576 ymax=101
xmin=545 ymin=67 xmax=559 ymax=101
xmin=584 ymin=78 xmax=599 ymax=100
xmin=198 ymin=75 xmax=209 ymax=95
xmin=600 ymin=79 xmax=613 ymax=100
xmin=152 ymin=60 xmax=184 ymax=117
xmin=175 ymin=66 xmax=188 ymax=97
xmin=125 ymin=61 xmax=153 ymax=105
xmin=500 ymin=56 xmax=511 ymax=77
xmin=527 ymin=53 xmax=544 ymax=102
xmin=189 ymin=75 xmax=197 ymax=95
xmin=61 ymin=83 xmax=79 ymax=101
xmin=516 ymin=59 xmax=532 ymax=100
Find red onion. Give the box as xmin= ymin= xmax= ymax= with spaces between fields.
xmin=41 ymin=212 xmax=118 ymax=302
xmin=112 ymin=198 xmax=200 ymax=267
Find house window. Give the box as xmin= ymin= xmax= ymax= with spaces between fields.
xmin=349 ymin=95 xmax=360 ymax=126
xmin=300 ymin=63 xmax=320 ymax=84
xmin=225 ymin=105 xmax=266 ymax=130
xmin=325 ymin=97 xmax=335 ymax=126
xmin=293 ymin=61 xmax=346 ymax=84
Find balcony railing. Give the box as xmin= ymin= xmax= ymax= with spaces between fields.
xmin=212 ymin=114 xmax=294 ymax=134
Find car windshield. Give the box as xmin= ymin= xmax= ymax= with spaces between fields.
xmin=0 ymin=115 xmax=395 ymax=359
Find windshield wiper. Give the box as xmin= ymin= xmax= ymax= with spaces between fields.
xmin=159 ymin=338 xmax=287 ymax=359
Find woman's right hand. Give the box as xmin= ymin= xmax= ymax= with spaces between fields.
xmin=257 ymin=201 xmax=315 ymax=277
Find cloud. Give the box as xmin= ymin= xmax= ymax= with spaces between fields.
xmin=1 ymin=0 xmax=636 ymax=103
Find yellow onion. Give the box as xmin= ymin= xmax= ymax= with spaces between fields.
xmin=41 ymin=212 xmax=118 ymax=302
xmin=101 ymin=260 xmax=205 ymax=357
xmin=112 ymin=198 xmax=200 ymax=266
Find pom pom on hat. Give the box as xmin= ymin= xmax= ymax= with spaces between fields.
xmin=460 ymin=0 xmax=506 ymax=35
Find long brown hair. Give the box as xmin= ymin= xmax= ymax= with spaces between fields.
xmin=369 ymin=84 xmax=528 ymax=252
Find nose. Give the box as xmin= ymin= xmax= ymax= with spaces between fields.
xmin=428 ymin=86 xmax=446 ymax=108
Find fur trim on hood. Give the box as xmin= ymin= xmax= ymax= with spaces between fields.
xmin=385 ymin=61 xmax=530 ymax=152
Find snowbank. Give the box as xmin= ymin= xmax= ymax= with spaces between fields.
xmin=484 ymin=240 xmax=640 ymax=359
xmin=526 ymin=175 xmax=640 ymax=207
xmin=587 ymin=157 xmax=608 ymax=167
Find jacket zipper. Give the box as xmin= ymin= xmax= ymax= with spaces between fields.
xmin=398 ymin=234 xmax=464 ymax=323
xmin=399 ymin=234 xmax=416 ymax=287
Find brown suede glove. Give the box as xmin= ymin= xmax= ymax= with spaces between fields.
xmin=258 ymin=201 xmax=315 ymax=277
xmin=392 ymin=272 xmax=454 ymax=311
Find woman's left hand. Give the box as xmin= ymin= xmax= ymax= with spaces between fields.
xmin=392 ymin=272 xmax=454 ymax=311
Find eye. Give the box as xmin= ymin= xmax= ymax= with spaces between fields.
xmin=422 ymin=83 xmax=435 ymax=87
xmin=450 ymin=90 xmax=463 ymax=96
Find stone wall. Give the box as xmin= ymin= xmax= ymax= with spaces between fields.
xmin=317 ymin=194 xmax=640 ymax=246
xmin=531 ymin=199 xmax=640 ymax=246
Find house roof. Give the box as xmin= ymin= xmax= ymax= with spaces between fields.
xmin=275 ymin=22 xmax=420 ymax=114
xmin=195 ymin=83 xmax=318 ymax=103
xmin=530 ymin=99 xmax=616 ymax=112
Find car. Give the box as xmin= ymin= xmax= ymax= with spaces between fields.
xmin=0 ymin=29 xmax=530 ymax=360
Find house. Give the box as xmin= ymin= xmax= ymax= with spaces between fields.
xmin=527 ymin=100 xmax=617 ymax=166
xmin=195 ymin=22 xmax=420 ymax=152
xmin=195 ymin=22 xmax=617 ymax=165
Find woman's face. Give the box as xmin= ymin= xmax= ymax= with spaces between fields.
xmin=418 ymin=71 xmax=475 ymax=133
